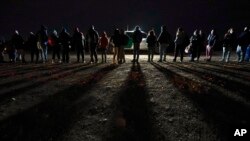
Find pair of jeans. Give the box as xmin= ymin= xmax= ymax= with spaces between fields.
xmin=221 ymin=47 xmax=231 ymax=62
xmin=159 ymin=43 xmax=168 ymax=61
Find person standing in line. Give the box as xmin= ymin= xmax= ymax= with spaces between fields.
xmin=27 ymin=32 xmax=38 ymax=63
xmin=157 ymin=25 xmax=172 ymax=62
xmin=110 ymin=28 xmax=121 ymax=64
xmin=205 ymin=29 xmax=217 ymax=61
xmin=131 ymin=26 xmax=143 ymax=63
xmin=86 ymin=25 xmax=99 ymax=63
xmin=11 ymin=30 xmax=25 ymax=63
xmin=146 ymin=30 xmax=157 ymax=62
xmin=49 ymin=30 xmax=61 ymax=63
xmin=173 ymin=27 xmax=188 ymax=62
xmin=59 ymin=28 xmax=71 ymax=63
xmin=72 ymin=27 xmax=85 ymax=63
xmin=236 ymin=27 xmax=250 ymax=62
xmin=36 ymin=25 xmax=48 ymax=62
xmin=221 ymin=28 xmax=237 ymax=63
xmin=189 ymin=30 xmax=202 ymax=62
xmin=119 ymin=29 xmax=129 ymax=63
xmin=99 ymin=31 xmax=109 ymax=63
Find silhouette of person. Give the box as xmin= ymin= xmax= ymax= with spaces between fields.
xmin=189 ymin=29 xmax=201 ymax=62
xmin=11 ymin=30 xmax=25 ymax=62
xmin=236 ymin=27 xmax=250 ymax=62
xmin=59 ymin=28 xmax=71 ymax=63
xmin=146 ymin=30 xmax=157 ymax=62
xmin=157 ymin=25 xmax=172 ymax=62
xmin=72 ymin=27 xmax=85 ymax=63
xmin=99 ymin=31 xmax=109 ymax=63
xmin=86 ymin=25 xmax=99 ymax=63
xmin=173 ymin=27 xmax=188 ymax=62
xmin=36 ymin=25 xmax=48 ymax=63
xmin=110 ymin=28 xmax=120 ymax=64
xmin=221 ymin=28 xmax=237 ymax=62
xmin=27 ymin=32 xmax=38 ymax=63
xmin=205 ymin=29 xmax=217 ymax=61
xmin=49 ymin=30 xmax=61 ymax=63
xmin=132 ymin=26 xmax=143 ymax=62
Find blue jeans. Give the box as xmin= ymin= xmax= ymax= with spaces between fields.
xmin=221 ymin=47 xmax=231 ymax=62
xmin=159 ymin=44 xmax=168 ymax=61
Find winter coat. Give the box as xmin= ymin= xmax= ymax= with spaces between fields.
xmin=132 ymin=30 xmax=143 ymax=43
xmin=147 ymin=35 xmax=157 ymax=47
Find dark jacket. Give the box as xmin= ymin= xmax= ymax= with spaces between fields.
xmin=86 ymin=29 xmax=99 ymax=45
xmin=223 ymin=33 xmax=237 ymax=48
xmin=11 ymin=33 xmax=24 ymax=49
xmin=110 ymin=34 xmax=121 ymax=47
xmin=133 ymin=30 xmax=143 ymax=43
xmin=59 ymin=31 xmax=71 ymax=50
xmin=147 ymin=35 xmax=157 ymax=47
xmin=158 ymin=31 xmax=172 ymax=44
xmin=36 ymin=29 xmax=48 ymax=44
xmin=27 ymin=34 xmax=38 ymax=51
xmin=72 ymin=31 xmax=84 ymax=50
xmin=237 ymin=31 xmax=250 ymax=47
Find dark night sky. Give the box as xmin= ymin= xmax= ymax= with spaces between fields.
xmin=1 ymin=0 xmax=250 ymax=39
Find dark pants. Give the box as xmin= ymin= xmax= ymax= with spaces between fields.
xmin=31 ymin=50 xmax=39 ymax=63
xmin=100 ymin=48 xmax=107 ymax=62
xmin=76 ymin=48 xmax=84 ymax=62
xmin=133 ymin=43 xmax=140 ymax=61
xmin=52 ymin=46 xmax=60 ymax=60
xmin=62 ymin=46 xmax=70 ymax=63
xmin=90 ymin=44 xmax=98 ymax=62
xmin=174 ymin=44 xmax=185 ymax=61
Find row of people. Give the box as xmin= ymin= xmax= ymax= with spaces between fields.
xmin=1 ymin=25 xmax=250 ymax=64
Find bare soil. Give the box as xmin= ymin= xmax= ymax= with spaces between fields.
xmin=0 ymin=53 xmax=249 ymax=141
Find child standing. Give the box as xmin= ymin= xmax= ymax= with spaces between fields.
xmin=99 ymin=31 xmax=109 ymax=63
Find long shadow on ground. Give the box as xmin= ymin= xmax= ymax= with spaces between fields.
xmin=0 ymin=63 xmax=101 ymax=104
xmin=166 ymin=62 xmax=250 ymax=101
xmin=104 ymin=63 xmax=160 ymax=141
xmin=151 ymin=62 xmax=250 ymax=141
xmin=0 ymin=64 xmax=118 ymax=141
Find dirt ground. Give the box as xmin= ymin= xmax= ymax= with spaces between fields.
xmin=0 ymin=52 xmax=250 ymax=141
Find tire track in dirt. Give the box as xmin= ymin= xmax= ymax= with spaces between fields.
xmin=142 ymin=62 xmax=217 ymax=140
xmin=193 ymin=63 xmax=250 ymax=81
xmin=0 ymin=63 xmax=101 ymax=103
xmin=151 ymin=62 xmax=250 ymax=140
xmin=0 ymin=63 xmax=108 ymax=121
xmin=0 ymin=64 xmax=119 ymax=141
xmin=166 ymin=62 xmax=250 ymax=102
xmin=0 ymin=63 xmax=81 ymax=87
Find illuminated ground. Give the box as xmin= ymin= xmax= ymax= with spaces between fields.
xmin=0 ymin=53 xmax=250 ymax=141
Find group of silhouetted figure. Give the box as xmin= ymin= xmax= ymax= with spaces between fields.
xmin=1 ymin=25 xmax=250 ymax=64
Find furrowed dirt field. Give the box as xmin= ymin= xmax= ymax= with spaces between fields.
xmin=0 ymin=53 xmax=250 ymax=141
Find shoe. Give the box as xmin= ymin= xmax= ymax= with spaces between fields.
xmin=173 ymin=59 xmax=176 ymax=62
xmin=158 ymin=60 xmax=162 ymax=62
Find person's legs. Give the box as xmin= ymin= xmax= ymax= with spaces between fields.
xmin=221 ymin=47 xmax=226 ymax=61
xmin=159 ymin=45 xmax=163 ymax=61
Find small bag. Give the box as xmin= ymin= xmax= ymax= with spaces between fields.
xmin=185 ymin=43 xmax=192 ymax=53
